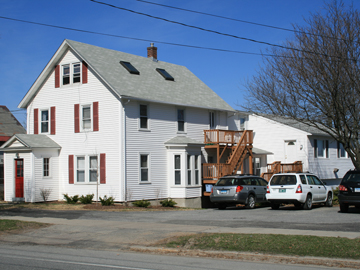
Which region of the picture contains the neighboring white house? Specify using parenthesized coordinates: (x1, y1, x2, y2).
(239, 112, 354, 183)
(1, 40, 236, 207)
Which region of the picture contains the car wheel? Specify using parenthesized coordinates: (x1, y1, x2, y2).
(340, 203, 349, 213)
(271, 203, 280, 210)
(325, 193, 333, 207)
(218, 204, 227, 210)
(303, 195, 312, 210)
(246, 195, 256, 209)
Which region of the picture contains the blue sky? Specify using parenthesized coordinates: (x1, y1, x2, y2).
(1, 0, 359, 126)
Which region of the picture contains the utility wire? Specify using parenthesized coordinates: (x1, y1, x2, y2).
(0, 15, 281, 57)
(90, 0, 346, 59)
(132, 0, 343, 41)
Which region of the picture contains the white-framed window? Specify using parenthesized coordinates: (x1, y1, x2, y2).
(209, 112, 215, 129)
(140, 104, 148, 129)
(140, 154, 149, 182)
(174, 155, 181, 185)
(76, 155, 98, 183)
(187, 155, 192, 185)
(177, 109, 185, 132)
(82, 105, 92, 131)
(195, 155, 200, 185)
(314, 139, 329, 158)
(337, 142, 348, 158)
(43, 158, 50, 177)
(62, 62, 81, 86)
(40, 109, 49, 133)
(240, 118, 246, 130)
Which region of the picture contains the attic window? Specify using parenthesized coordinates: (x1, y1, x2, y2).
(120, 61, 140, 75)
(156, 68, 174, 81)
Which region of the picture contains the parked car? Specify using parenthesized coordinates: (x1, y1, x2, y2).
(266, 172, 333, 210)
(338, 169, 360, 213)
(210, 175, 268, 209)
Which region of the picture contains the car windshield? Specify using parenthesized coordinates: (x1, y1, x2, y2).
(215, 178, 244, 186)
(342, 171, 360, 184)
(270, 175, 297, 186)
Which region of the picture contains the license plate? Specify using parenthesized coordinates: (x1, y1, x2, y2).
(279, 189, 286, 193)
(355, 188, 360, 192)
(220, 190, 228, 194)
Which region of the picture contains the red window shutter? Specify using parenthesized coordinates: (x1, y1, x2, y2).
(100, 153, 106, 184)
(55, 65, 60, 88)
(93, 102, 99, 131)
(82, 61, 88, 84)
(50, 106, 56, 135)
(69, 155, 74, 184)
(34, 108, 39, 134)
(74, 104, 80, 133)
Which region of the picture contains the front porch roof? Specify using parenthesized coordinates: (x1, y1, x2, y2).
(165, 136, 204, 147)
(252, 147, 273, 155)
(0, 134, 61, 151)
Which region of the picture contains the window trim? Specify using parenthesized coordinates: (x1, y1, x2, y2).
(174, 154, 181, 185)
(75, 155, 99, 184)
(177, 108, 185, 133)
(139, 153, 150, 183)
(43, 157, 50, 178)
(209, 111, 215, 129)
(314, 139, 329, 158)
(139, 104, 149, 130)
(62, 62, 82, 86)
(40, 109, 50, 134)
(337, 142, 348, 158)
(81, 104, 92, 132)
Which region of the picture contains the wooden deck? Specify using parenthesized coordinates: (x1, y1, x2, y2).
(261, 161, 303, 181)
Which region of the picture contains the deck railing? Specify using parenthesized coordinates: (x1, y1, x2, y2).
(261, 161, 303, 181)
(204, 130, 243, 145)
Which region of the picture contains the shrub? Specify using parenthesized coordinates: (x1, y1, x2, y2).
(79, 194, 94, 204)
(132, 199, 151, 208)
(160, 198, 177, 207)
(99, 195, 114, 206)
(40, 188, 52, 202)
(63, 194, 79, 204)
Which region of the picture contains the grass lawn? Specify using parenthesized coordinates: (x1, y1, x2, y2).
(0, 219, 49, 234)
(163, 233, 360, 259)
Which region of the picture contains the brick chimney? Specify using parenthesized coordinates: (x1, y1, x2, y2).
(147, 43, 157, 60)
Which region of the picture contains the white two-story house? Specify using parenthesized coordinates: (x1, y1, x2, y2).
(1, 40, 245, 207)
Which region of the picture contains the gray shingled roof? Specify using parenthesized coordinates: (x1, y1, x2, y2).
(1, 134, 61, 149)
(252, 147, 273, 155)
(66, 40, 234, 111)
(165, 136, 204, 145)
(0, 106, 26, 139)
(260, 114, 329, 136)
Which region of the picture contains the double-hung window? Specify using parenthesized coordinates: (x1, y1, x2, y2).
(209, 112, 215, 129)
(43, 158, 50, 177)
(140, 104, 148, 129)
(82, 105, 92, 130)
(187, 155, 192, 185)
(337, 142, 347, 158)
(140, 154, 149, 182)
(40, 110, 49, 133)
(314, 139, 329, 158)
(177, 109, 185, 132)
(195, 155, 200, 185)
(62, 62, 81, 86)
(174, 155, 181, 185)
(76, 156, 98, 183)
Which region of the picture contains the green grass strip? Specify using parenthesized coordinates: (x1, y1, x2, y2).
(164, 233, 360, 259)
(0, 219, 48, 232)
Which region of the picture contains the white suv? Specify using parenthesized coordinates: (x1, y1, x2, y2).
(266, 172, 333, 210)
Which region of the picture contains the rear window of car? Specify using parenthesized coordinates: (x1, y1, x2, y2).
(341, 171, 360, 184)
(215, 178, 249, 186)
(270, 175, 297, 186)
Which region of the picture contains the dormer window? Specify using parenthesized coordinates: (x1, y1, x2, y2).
(120, 61, 140, 75)
(156, 68, 174, 81)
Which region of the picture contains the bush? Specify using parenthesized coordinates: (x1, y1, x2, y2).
(63, 194, 79, 204)
(40, 188, 52, 202)
(132, 199, 151, 208)
(79, 194, 94, 204)
(99, 195, 114, 206)
(160, 198, 177, 207)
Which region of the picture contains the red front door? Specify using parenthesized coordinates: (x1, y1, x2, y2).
(15, 159, 24, 198)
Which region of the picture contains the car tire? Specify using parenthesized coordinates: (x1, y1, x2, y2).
(340, 203, 349, 213)
(271, 203, 280, 210)
(303, 195, 312, 210)
(218, 204, 227, 210)
(325, 192, 333, 207)
(246, 195, 256, 209)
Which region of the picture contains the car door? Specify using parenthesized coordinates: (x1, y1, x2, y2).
(305, 175, 318, 200)
(313, 176, 327, 201)
(256, 178, 268, 202)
